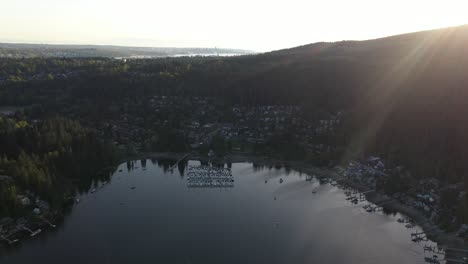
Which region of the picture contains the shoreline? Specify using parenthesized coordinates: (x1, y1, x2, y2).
(133, 151, 467, 250)
(316, 167, 467, 249)
(4, 151, 464, 252)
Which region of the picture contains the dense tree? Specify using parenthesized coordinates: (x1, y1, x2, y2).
(1, 25, 468, 218)
(0, 116, 120, 216)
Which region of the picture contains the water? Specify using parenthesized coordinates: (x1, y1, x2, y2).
(1, 160, 439, 264)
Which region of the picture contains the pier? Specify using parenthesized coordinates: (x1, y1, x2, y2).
(18, 224, 42, 237)
(40, 216, 56, 228)
(360, 189, 376, 195)
(168, 153, 190, 171)
(362, 198, 395, 212)
(1, 234, 19, 245)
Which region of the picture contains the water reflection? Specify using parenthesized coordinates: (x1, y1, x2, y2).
(177, 159, 187, 177)
(1, 159, 450, 264)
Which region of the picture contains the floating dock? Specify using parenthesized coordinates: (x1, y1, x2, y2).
(187, 165, 234, 188)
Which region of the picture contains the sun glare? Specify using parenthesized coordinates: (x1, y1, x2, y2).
(0, 0, 467, 51)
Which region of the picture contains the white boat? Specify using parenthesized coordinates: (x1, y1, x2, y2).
(30, 229, 42, 237)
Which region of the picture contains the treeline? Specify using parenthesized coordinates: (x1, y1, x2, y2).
(1, 26, 468, 194)
(0, 116, 120, 216)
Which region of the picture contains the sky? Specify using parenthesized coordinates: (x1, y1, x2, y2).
(1, 0, 468, 52)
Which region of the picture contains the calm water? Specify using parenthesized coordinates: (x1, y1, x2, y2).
(1, 160, 438, 264)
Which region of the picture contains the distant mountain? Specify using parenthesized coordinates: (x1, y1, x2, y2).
(0, 43, 254, 58)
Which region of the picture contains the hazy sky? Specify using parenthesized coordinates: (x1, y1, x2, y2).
(1, 0, 467, 51)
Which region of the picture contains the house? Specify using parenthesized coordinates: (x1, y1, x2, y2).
(17, 195, 31, 206)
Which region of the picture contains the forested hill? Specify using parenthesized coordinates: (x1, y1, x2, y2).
(239, 24, 468, 181)
(231, 24, 468, 107)
(2, 24, 468, 184)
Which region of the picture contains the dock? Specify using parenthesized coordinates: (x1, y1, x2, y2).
(40, 216, 56, 228)
(362, 198, 395, 212)
(187, 165, 234, 188)
(168, 153, 190, 171)
(360, 189, 376, 195)
(18, 224, 42, 237)
(0, 234, 19, 245)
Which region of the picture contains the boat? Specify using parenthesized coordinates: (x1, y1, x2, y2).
(30, 229, 42, 237)
(279, 179, 284, 183)
(90, 188, 96, 193)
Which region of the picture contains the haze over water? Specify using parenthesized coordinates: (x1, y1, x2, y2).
(1, 160, 437, 264)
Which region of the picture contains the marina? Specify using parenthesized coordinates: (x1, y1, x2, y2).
(186, 165, 234, 188)
(1, 160, 465, 264)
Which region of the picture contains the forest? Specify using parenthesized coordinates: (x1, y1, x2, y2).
(1, 25, 468, 220)
(0, 116, 119, 217)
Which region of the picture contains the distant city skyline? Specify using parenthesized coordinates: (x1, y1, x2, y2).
(2, 0, 468, 52)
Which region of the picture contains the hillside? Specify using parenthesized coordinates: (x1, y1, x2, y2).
(2, 25, 468, 183)
(2, 24, 468, 229)
(229, 25, 468, 181)
(233, 24, 468, 105)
